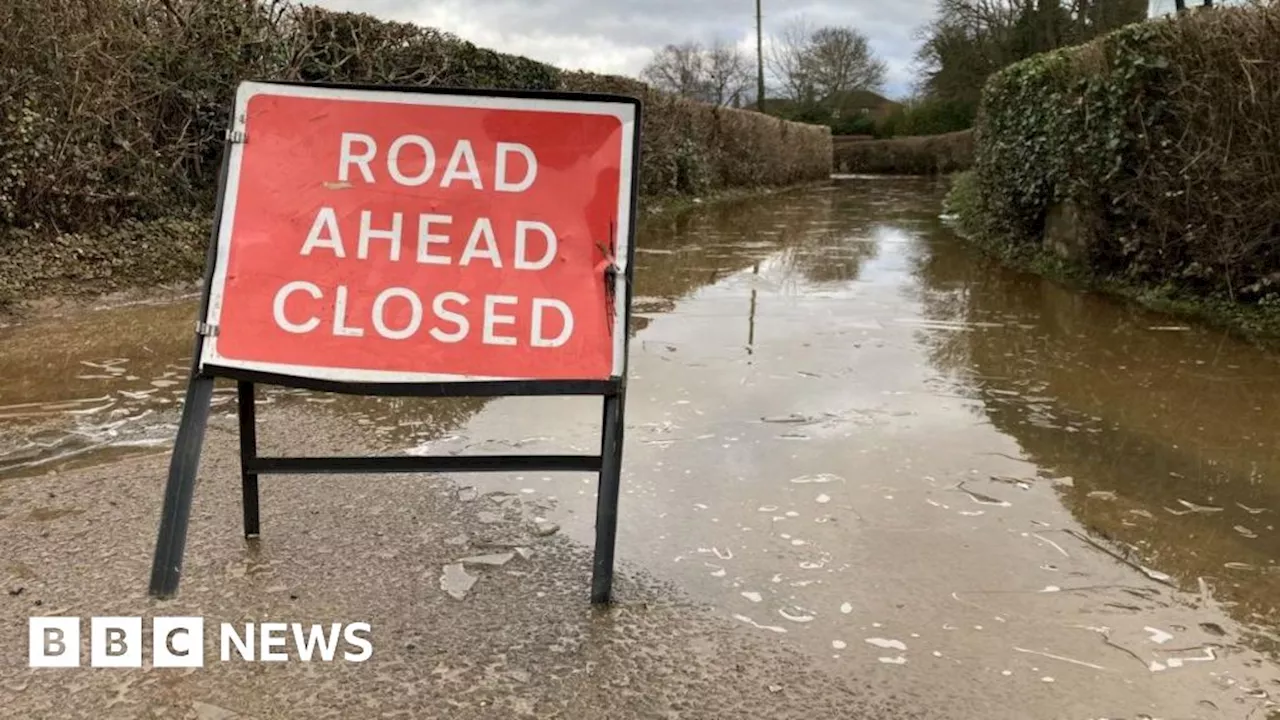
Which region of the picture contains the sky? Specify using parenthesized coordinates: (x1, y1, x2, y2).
(307, 0, 943, 100)
(306, 0, 1210, 101)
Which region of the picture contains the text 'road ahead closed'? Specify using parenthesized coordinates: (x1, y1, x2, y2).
(202, 86, 635, 382)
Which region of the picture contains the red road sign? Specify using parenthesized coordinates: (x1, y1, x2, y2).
(199, 82, 638, 383)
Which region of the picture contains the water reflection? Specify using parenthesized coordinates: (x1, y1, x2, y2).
(910, 213, 1280, 651)
(426, 178, 1280, 715)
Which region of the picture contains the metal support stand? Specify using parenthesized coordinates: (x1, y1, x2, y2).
(591, 392, 626, 603)
(147, 375, 215, 599)
(150, 376, 630, 604)
(237, 381, 260, 538)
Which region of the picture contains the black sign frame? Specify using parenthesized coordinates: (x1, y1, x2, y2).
(148, 80, 642, 605)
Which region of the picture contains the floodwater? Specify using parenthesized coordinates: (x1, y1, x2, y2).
(2, 177, 1279, 718)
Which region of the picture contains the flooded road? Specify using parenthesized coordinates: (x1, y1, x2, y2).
(2, 177, 1279, 718)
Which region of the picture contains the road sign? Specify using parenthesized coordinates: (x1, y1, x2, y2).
(149, 80, 642, 605)
(202, 81, 633, 383)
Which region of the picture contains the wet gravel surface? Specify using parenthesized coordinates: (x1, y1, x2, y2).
(0, 405, 939, 720)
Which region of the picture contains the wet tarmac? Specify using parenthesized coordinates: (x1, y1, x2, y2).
(2, 177, 1279, 718)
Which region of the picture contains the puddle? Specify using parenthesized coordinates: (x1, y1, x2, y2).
(0, 300, 491, 480)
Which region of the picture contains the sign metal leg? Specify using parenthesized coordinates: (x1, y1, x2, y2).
(237, 381, 260, 538)
(148, 374, 216, 599)
(591, 391, 626, 604)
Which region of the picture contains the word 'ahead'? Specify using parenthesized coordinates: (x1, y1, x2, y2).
(199, 82, 637, 384)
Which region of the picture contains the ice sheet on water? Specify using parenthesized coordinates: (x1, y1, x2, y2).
(866, 638, 907, 651)
(789, 473, 843, 485)
(779, 606, 816, 623)
(455, 553, 515, 567)
(439, 564, 476, 600)
(732, 614, 787, 634)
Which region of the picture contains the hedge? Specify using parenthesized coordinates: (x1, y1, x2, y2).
(0, 0, 830, 303)
(833, 130, 973, 175)
(560, 71, 831, 198)
(963, 4, 1280, 302)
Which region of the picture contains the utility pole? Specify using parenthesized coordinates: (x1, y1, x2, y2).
(756, 0, 766, 114)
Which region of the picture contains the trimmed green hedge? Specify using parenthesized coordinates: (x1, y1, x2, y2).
(876, 99, 975, 139)
(561, 71, 831, 198)
(834, 130, 973, 175)
(0, 0, 830, 304)
(964, 5, 1280, 303)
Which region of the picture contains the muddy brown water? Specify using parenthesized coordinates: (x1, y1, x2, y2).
(2, 177, 1278, 718)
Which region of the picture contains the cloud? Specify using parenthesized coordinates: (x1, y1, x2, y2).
(304, 0, 940, 99)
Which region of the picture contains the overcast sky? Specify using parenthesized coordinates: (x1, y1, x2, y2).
(308, 0, 1192, 100)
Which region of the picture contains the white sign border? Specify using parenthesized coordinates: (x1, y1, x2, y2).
(198, 81, 637, 384)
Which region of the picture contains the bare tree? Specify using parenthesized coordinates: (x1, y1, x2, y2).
(806, 26, 888, 98)
(640, 41, 707, 99)
(767, 19, 889, 108)
(640, 38, 752, 106)
(704, 39, 752, 106)
(1072, 0, 1148, 33)
(914, 0, 1146, 114)
(766, 17, 818, 103)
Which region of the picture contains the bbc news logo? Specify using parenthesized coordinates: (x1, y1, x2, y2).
(29, 617, 372, 667)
